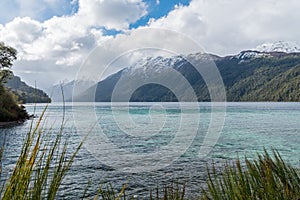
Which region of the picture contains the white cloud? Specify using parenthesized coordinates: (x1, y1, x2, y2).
(77, 0, 147, 30)
(1, 17, 42, 44)
(73, 27, 205, 87)
(2, 0, 300, 89)
(148, 0, 300, 55)
(0, 0, 147, 88)
(0, 17, 43, 60)
(0, 0, 147, 62)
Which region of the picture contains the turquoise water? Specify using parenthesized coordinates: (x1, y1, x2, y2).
(0, 102, 299, 198)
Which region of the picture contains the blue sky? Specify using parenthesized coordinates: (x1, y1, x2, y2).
(102, 0, 191, 35)
(130, 0, 190, 29)
(0, 0, 190, 35)
(0, 0, 77, 24)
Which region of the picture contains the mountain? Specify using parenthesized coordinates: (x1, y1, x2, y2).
(5, 76, 51, 103)
(222, 51, 300, 101)
(48, 80, 95, 102)
(73, 43, 300, 102)
(47, 81, 75, 102)
(254, 41, 300, 53)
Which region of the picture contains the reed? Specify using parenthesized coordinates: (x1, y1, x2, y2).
(201, 149, 300, 200)
(0, 105, 85, 200)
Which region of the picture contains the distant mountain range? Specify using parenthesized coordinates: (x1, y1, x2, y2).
(46, 81, 76, 102)
(5, 76, 51, 103)
(57, 41, 300, 102)
(47, 80, 95, 102)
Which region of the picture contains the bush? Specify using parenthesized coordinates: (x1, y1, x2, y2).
(0, 84, 28, 122)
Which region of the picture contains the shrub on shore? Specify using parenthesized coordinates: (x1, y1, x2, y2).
(0, 42, 29, 123)
(0, 84, 28, 122)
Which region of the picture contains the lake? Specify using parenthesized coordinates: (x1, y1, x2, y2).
(0, 102, 300, 198)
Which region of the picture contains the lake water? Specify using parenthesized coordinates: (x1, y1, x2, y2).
(0, 102, 300, 198)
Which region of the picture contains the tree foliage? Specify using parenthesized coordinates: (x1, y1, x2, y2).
(0, 84, 28, 121)
(0, 42, 17, 69)
(0, 42, 29, 122)
(0, 42, 17, 84)
(0, 69, 13, 84)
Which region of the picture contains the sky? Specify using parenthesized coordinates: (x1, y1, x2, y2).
(1, 0, 300, 89)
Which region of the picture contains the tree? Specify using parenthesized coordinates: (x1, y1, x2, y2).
(0, 42, 17, 83)
(0, 69, 13, 83)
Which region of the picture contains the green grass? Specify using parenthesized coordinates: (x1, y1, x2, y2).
(201, 149, 300, 200)
(0, 105, 299, 199)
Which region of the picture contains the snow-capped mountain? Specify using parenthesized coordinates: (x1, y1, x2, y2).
(121, 53, 221, 80)
(82, 48, 300, 102)
(123, 55, 185, 77)
(70, 44, 300, 102)
(234, 50, 268, 60)
(254, 41, 300, 53)
(233, 41, 300, 61)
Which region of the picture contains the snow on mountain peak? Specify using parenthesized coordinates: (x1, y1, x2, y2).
(254, 41, 300, 53)
(125, 55, 185, 75)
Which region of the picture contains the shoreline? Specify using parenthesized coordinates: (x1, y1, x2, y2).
(0, 120, 25, 128)
(0, 114, 36, 128)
